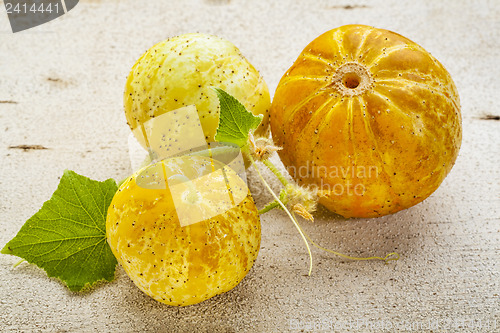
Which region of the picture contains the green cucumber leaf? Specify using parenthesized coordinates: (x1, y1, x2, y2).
(1, 170, 118, 291)
(214, 88, 263, 148)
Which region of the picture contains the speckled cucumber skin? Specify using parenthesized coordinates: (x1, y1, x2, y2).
(270, 25, 462, 218)
(106, 156, 261, 306)
(124, 33, 270, 145)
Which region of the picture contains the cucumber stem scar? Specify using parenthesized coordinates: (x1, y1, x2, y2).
(330, 62, 374, 97)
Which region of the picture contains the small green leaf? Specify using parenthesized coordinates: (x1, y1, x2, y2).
(1, 170, 118, 291)
(214, 88, 263, 147)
